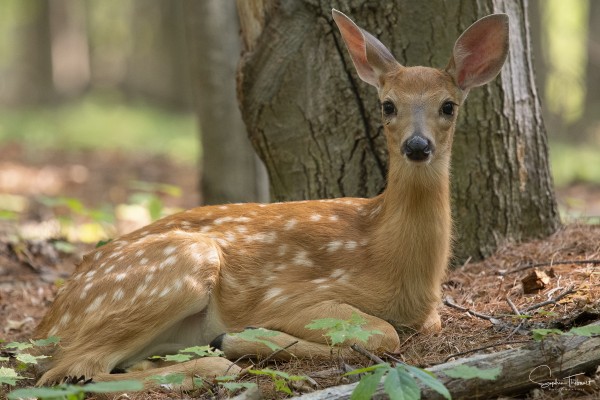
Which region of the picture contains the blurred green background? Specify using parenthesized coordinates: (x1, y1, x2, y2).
(0, 0, 598, 237)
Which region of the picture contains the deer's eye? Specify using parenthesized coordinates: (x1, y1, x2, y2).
(382, 100, 396, 116)
(441, 101, 455, 116)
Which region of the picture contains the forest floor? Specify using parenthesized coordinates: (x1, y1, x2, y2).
(0, 143, 599, 399)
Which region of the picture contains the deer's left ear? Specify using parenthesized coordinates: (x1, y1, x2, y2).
(446, 14, 509, 91)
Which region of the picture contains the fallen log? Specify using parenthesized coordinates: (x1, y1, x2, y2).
(293, 321, 600, 399)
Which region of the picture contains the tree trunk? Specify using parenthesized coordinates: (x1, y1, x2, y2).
(292, 322, 600, 399)
(123, 0, 192, 110)
(0, 0, 54, 106)
(184, 0, 269, 205)
(237, 0, 560, 263)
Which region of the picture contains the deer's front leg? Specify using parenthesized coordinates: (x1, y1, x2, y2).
(214, 302, 400, 360)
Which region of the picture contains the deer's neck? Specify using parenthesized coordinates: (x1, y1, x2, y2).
(368, 161, 451, 320)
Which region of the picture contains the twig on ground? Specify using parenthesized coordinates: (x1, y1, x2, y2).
(350, 344, 386, 365)
(500, 259, 600, 276)
(443, 297, 499, 323)
(521, 286, 576, 313)
(506, 296, 521, 316)
(443, 340, 530, 362)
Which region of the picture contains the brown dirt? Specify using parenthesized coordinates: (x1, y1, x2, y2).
(1, 144, 599, 399)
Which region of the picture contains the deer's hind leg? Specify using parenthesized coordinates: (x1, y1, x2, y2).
(36, 233, 229, 386)
(213, 301, 400, 361)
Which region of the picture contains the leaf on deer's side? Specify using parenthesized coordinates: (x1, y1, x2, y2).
(164, 353, 192, 362)
(31, 336, 60, 347)
(179, 345, 223, 357)
(232, 328, 281, 351)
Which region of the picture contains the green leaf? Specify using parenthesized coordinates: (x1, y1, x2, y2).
(96, 239, 113, 248)
(219, 382, 257, 392)
(0, 356, 9, 362)
(8, 386, 81, 399)
(532, 328, 563, 341)
(0, 367, 25, 386)
(215, 375, 237, 382)
(31, 336, 61, 347)
(274, 379, 293, 395)
(232, 328, 281, 351)
(16, 353, 48, 364)
(148, 197, 164, 221)
(3, 341, 33, 350)
(568, 325, 600, 337)
(146, 373, 185, 385)
(350, 367, 386, 400)
(306, 314, 383, 346)
(83, 380, 144, 392)
(403, 365, 451, 400)
(53, 240, 76, 253)
(193, 376, 204, 388)
(444, 365, 501, 381)
(164, 353, 191, 362)
(384, 367, 420, 400)
(179, 345, 223, 357)
(344, 363, 390, 376)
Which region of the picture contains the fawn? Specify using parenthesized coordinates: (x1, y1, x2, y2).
(35, 10, 508, 388)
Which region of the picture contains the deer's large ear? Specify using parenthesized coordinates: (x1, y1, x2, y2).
(446, 14, 509, 91)
(332, 9, 399, 88)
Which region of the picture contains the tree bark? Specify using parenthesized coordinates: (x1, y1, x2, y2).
(0, 0, 54, 106)
(237, 0, 560, 263)
(184, 0, 268, 205)
(293, 322, 600, 399)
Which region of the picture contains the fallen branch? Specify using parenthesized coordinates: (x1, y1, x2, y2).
(521, 286, 575, 313)
(350, 344, 386, 365)
(443, 340, 529, 362)
(443, 297, 501, 324)
(500, 259, 600, 276)
(292, 321, 600, 400)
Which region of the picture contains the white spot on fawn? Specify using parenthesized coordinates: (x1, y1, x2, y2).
(140, 257, 149, 265)
(164, 246, 177, 256)
(135, 249, 145, 257)
(85, 294, 106, 314)
(311, 278, 328, 284)
(329, 215, 339, 222)
(235, 226, 248, 234)
(94, 251, 102, 261)
(159, 287, 171, 297)
(224, 232, 236, 242)
(59, 313, 71, 326)
(293, 250, 314, 267)
(277, 244, 288, 257)
(326, 240, 343, 252)
(113, 288, 125, 301)
(115, 273, 126, 281)
(200, 226, 212, 233)
(159, 255, 178, 270)
(264, 287, 283, 301)
(105, 265, 115, 274)
(85, 270, 96, 280)
(206, 248, 219, 265)
(330, 269, 345, 279)
(284, 219, 297, 230)
(344, 241, 358, 251)
(310, 214, 322, 222)
(219, 205, 228, 210)
(80, 282, 93, 299)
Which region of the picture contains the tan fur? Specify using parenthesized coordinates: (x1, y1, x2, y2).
(34, 10, 509, 390)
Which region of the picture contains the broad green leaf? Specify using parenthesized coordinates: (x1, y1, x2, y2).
(306, 317, 349, 330)
(96, 239, 112, 248)
(248, 368, 307, 382)
(83, 380, 144, 392)
(164, 353, 191, 362)
(8, 386, 80, 399)
(274, 379, 293, 395)
(384, 367, 420, 400)
(146, 373, 185, 385)
(0, 367, 25, 385)
(344, 363, 390, 376)
(219, 382, 257, 392)
(306, 314, 383, 346)
(232, 328, 281, 351)
(444, 365, 501, 380)
(403, 365, 451, 400)
(350, 367, 386, 400)
(215, 375, 237, 382)
(180, 345, 223, 357)
(53, 240, 76, 253)
(4, 341, 33, 350)
(532, 328, 563, 341)
(0, 356, 9, 362)
(16, 353, 48, 364)
(193, 376, 204, 387)
(568, 325, 600, 337)
(31, 336, 61, 347)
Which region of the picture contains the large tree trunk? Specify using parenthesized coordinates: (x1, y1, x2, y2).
(0, 0, 54, 106)
(184, 0, 268, 205)
(237, 0, 560, 263)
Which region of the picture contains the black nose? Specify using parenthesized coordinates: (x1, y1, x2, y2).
(402, 136, 433, 161)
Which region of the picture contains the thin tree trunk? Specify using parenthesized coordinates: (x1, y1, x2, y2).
(184, 0, 268, 205)
(237, 0, 560, 263)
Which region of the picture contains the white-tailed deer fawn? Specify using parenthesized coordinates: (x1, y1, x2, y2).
(35, 10, 508, 388)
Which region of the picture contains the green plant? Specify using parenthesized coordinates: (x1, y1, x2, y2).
(232, 328, 282, 351)
(248, 368, 308, 395)
(305, 313, 383, 346)
(7, 380, 143, 400)
(532, 324, 600, 341)
(346, 363, 451, 400)
(127, 180, 182, 221)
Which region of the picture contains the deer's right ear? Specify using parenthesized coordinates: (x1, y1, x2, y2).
(332, 9, 399, 88)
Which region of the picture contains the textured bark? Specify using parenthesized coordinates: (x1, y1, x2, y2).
(237, 0, 559, 263)
(292, 322, 600, 399)
(184, 0, 269, 205)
